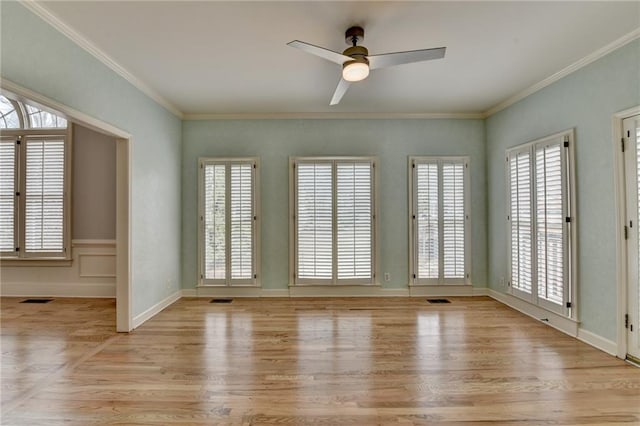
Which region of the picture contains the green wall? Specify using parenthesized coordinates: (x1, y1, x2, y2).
(1, 2, 183, 317)
(182, 119, 486, 290)
(486, 39, 640, 341)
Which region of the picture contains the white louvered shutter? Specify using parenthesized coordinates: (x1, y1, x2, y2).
(510, 150, 533, 295)
(336, 162, 372, 281)
(442, 162, 466, 279)
(230, 163, 254, 281)
(0, 138, 16, 253)
(535, 143, 564, 306)
(204, 163, 226, 281)
(415, 162, 439, 279)
(24, 137, 65, 255)
(296, 162, 333, 281)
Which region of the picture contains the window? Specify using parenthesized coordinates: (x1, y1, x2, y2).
(291, 157, 376, 285)
(409, 157, 470, 285)
(0, 95, 70, 260)
(198, 158, 259, 286)
(507, 130, 575, 316)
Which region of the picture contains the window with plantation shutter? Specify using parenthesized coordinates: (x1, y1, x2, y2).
(0, 95, 70, 261)
(24, 137, 66, 254)
(200, 158, 259, 286)
(506, 130, 574, 316)
(410, 157, 469, 285)
(292, 157, 376, 285)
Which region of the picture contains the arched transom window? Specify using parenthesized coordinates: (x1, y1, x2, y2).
(0, 95, 67, 129)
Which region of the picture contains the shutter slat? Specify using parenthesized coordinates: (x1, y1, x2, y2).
(442, 162, 465, 279)
(536, 144, 564, 305)
(204, 164, 226, 280)
(24, 138, 65, 253)
(337, 162, 372, 279)
(415, 163, 439, 279)
(230, 163, 253, 280)
(510, 150, 533, 294)
(297, 162, 333, 280)
(0, 139, 15, 252)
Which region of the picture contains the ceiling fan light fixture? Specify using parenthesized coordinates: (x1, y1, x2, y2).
(342, 61, 369, 82)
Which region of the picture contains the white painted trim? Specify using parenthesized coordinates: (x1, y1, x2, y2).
(194, 286, 264, 298)
(289, 286, 410, 297)
(72, 239, 116, 247)
(260, 289, 290, 297)
(132, 290, 181, 329)
(115, 137, 132, 332)
(613, 106, 640, 359)
(488, 289, 579, 337)
(181, 289, 197, 297)
(78, 253, 116, 278)
(485, 28, 640, 117)
(184, 112, 484, 120)
(0, 281, 115, 298)
(577, 328, 617, 356)
(409, 285, 485, 297)
(1, 79, 131, 139)
(17, 1, 182, 118)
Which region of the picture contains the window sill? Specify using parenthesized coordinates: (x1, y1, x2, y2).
(0, 258, 72, 267)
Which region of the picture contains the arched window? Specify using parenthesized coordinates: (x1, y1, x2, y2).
(0, 96, 21, 128)
(1, 94, 70, 260)
(0, 95, 67, 129)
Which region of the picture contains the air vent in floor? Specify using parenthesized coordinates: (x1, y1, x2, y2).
(210, 298, 233, 304)
(427, 299, 451, 304)
(20, 298, 54, 304)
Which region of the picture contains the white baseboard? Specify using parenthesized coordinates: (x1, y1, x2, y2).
(488, 289, 579, 337)
(132, 290, 181, 329)
(409, 285, 488, 297)
(289, 285, 410, 297)
(577, 328, 617, 356)
(0, 281, 115, 298)
(260, 289, 290, 297)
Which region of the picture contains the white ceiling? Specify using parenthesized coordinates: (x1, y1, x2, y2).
(35, 1, 640, 116)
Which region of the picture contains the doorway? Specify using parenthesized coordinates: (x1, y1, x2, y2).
(622, 113, 640, 362)
(0, 79, 132, 332)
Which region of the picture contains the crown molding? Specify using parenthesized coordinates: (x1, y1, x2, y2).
(184, 112, 485, 120)
(484, 27, 640, 118)
(19, 1, 183, 119)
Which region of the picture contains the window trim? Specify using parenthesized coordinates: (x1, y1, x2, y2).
(197, 157, 261, 287)
(289, 156, 379, 286)
(408, 156, 471, 286)
(0, 127, 72, 261)
(505, 129, 577, 319)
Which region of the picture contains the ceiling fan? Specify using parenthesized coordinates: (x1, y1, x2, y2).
(287, 26, 446, 106)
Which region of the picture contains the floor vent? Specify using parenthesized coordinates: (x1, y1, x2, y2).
(427, 299, 451, 304)
(210, 298, 233, 304)
(20, 298, 54, 304)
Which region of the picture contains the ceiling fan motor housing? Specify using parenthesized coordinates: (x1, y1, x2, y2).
(342, 45, 369, 69)
(345, 26, 365, 45)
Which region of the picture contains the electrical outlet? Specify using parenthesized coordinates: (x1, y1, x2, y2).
(500, 276, 505, 287)
(384, 272, 391, 282)
(166, 279, 172, 290)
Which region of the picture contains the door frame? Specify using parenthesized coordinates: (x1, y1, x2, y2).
(613, 105, 640, 359)
(1, 78, 133, 332)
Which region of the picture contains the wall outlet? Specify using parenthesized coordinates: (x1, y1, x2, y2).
(500, 276, 505, 287)
(166, 279, 172, 290)
(384, 272, 391, 282)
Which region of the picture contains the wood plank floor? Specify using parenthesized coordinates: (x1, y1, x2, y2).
(1, 296, 639, 425)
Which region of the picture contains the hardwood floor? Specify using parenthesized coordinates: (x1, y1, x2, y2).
(1, 296, 639, 425)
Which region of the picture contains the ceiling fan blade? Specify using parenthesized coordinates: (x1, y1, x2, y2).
(367, 47, 446, 70)
(287, 40, 352, 65)
(330, 78, 351, 106)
